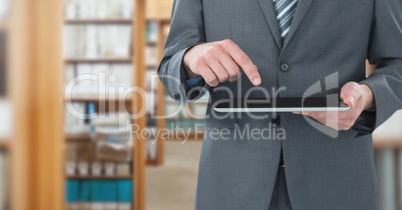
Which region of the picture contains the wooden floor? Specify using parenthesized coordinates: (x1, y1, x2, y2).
(146, 140, 202, 210)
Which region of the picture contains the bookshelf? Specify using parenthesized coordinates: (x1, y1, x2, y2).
(145, 0, 205, 164)
(371, 112, 402, 210)
(365, 63, 402, 210)
(144, 0, 209, 166)
(63, 0, 146, 210)
(144, 19, 167, 166)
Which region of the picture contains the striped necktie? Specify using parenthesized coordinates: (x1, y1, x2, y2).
(273, 0, 299, 42)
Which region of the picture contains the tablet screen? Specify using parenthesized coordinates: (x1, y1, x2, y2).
(214, 97, 350, 112)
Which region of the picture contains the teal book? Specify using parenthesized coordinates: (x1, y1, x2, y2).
(66, 179, 79, 203)
(117, 180, 133, 210)
(117, 180, 132, 202)
(80, 180, 91, 201)
(90, 179, 104, 210)
(79, 180, 91, 210)
(103, 180, 118, 210)
(91, 179, 103, 202)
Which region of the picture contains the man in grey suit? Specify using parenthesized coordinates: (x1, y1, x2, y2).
(157, 0, 402, 209)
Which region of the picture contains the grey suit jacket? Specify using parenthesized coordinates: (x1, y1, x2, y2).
(158, 0, 402, 209)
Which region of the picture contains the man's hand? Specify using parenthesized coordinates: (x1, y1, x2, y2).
(183, 39, 261, 87)
(293, 82, 374, 131)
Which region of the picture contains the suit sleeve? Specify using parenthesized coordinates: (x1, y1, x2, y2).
(157, 0, 209, 103)
(358, 0, 402, 131)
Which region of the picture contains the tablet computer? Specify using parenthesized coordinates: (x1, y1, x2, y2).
(213, 97, 350, 112)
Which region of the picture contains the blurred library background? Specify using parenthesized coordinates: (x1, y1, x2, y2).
(0, 0, 401, 210)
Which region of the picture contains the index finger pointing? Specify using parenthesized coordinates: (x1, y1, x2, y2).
(220, 39, 261, 86)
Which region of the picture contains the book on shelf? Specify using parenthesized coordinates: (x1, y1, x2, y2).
(146, 91, 157, 114)
(66, 179, 80, 210)
(165, 101, 181, 119)
(66, 179, 133, 210)
(117, 180, 133, 210)
(145, 45, 158, 67)
(0, 152, 8, 210)
(65, 102, 88, 134)
(146, 113, 157, 127)
(64, 0, 134, 20)
(65, 106, 133, 177)
(92, 113, 133, 168)
(95, 134, 133, 163)
(64, 25, 132, 59)
(146, 21, 158, 43)
(65, 64, 133, 99)
(0, 0, 9, 20)
(92, 113, 129, 127)
(66, 140, 132, 177)
(0, 32, 7, 97)
(191, 103, 208, 118)
(104, 162, 116, 176)
(78, 180, 91, 210)
(0, 99, 12, 139)
(90, 179, 103, 210)
(102, 180, 118, 210)
(116, 163, 131, 176)
(66, 142, 78, 176)
(166, 119, 204, 133)
(145, 70, 158, 92)
(146, 127, 158, 160)
(375, 149, 397, 210)
(90, 139, 103, 176)
(78, 142, 93, 176)
(146, 139, 157, 160)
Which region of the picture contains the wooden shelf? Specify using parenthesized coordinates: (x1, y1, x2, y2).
(144, 20, 172, 166)
(65, 58, 132, 63)
(146, 18, 171, 23)
(65, 19, 133, 24)
(65, 96, 133, 102)
(65, 133, 91, 141)
(146, 64, 158, 69)
(146, 41, 157, 47)
(66, 175, 133, 179)
(0, 140, 9, 149)
(373, 138, 402, 149)
(146, 159, 159, 166)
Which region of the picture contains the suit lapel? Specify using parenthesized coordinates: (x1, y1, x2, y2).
(257, 0, 282, 49)
(283, 0, 315, 49)
(257, 0, 315, 50)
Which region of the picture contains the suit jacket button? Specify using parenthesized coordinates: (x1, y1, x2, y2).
(280, 63, 290, 72)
